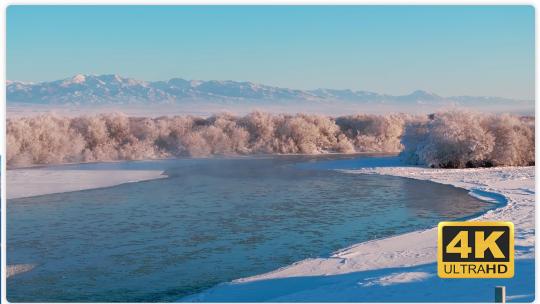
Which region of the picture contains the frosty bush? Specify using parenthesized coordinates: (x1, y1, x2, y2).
(6, 111, 534, 168)
(7, 115, 86, 166)
(400, 111, 535, 168)
(335, 114, 409, 152)
(6, 112, 403, 167)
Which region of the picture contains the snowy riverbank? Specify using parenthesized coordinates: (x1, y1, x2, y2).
(7, 169, 167, 199)
(185, 161, 535, 302)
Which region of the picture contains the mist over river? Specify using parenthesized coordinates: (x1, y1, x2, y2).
(7, 155, 492, 302)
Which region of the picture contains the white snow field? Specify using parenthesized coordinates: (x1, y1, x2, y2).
(185, 159, 535, 302)
(7, 169, 166, 199)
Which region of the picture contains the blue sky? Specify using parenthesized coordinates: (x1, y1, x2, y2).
(7, 5, 535, 99)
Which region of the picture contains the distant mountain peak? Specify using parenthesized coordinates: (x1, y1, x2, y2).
(407, 90, 440, 98)
(71, 74, 87, 83)
(60, 74, 88, 87)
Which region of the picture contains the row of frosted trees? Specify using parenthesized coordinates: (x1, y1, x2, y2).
(7, 111, 534, 168)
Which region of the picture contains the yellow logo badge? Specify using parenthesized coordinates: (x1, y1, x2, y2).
(438, 221, 514, 278)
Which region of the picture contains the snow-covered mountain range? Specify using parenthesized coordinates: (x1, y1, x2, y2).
(6, 74, 533, 109)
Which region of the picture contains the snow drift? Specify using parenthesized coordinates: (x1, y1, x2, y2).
(6, 111, 534, 168)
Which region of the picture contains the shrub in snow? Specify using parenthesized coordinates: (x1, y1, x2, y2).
(336, 114, 409, 152)
(400, 111, 534, 168)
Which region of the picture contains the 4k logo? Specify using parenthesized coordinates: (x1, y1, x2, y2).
(438, 222, 514, 278)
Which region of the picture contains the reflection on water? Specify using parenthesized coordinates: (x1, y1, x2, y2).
(7, 155, 491, 302)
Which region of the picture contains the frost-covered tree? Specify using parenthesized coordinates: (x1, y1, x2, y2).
(400, 111, 534, 168)
(336, 114, 409, 152)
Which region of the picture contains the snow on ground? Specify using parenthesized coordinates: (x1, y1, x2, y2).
(359, 271, 433, 287)
(6, 264, 36, 278)
(7, 169, 167, 199)
(185, 159, 535, 302)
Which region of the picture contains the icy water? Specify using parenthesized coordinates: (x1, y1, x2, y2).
(7, 155, 492, 302)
